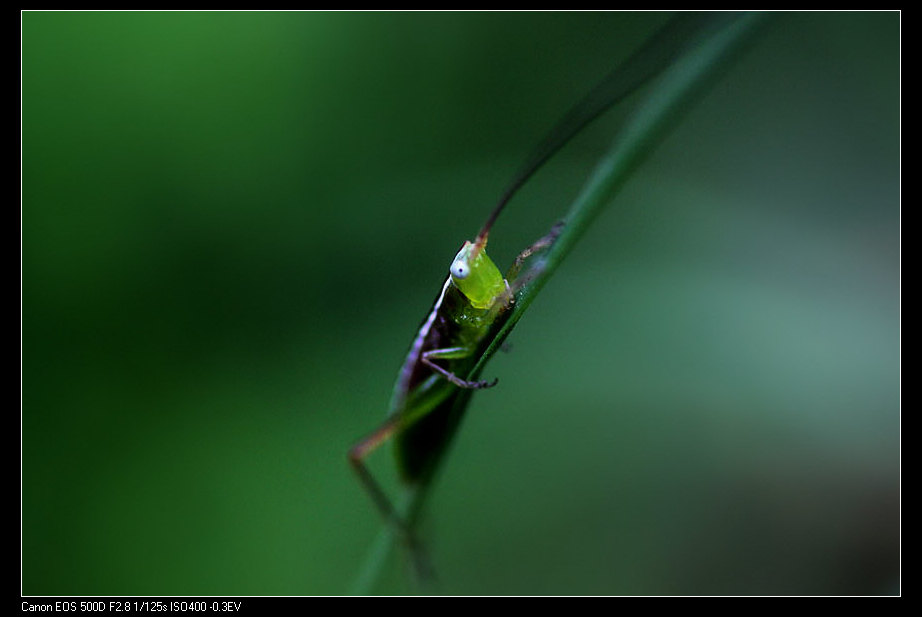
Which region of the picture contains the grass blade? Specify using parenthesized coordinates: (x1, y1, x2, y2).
(353, 11, 767, 595)
(476, 11, 767, 372)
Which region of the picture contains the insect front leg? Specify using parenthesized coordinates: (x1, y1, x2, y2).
(421, 346, 498, 389)
(506, 220, 566, 285)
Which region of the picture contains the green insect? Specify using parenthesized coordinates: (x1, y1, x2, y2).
(348, 12, 749, 583)
(348, 200, 561, 565)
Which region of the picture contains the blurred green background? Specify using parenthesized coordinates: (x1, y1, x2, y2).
(22, 12, 899, 595)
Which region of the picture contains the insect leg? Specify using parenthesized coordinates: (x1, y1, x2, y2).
(421, 346, 498, 389)
(349, 416, 405, 529)
(348, 416, 434, 583)
(506, 220, 566, 283)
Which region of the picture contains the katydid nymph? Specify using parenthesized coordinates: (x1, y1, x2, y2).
(348, 12, 753, 584)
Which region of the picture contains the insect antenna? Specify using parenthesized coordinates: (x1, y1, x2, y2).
(473, 12, 732, 253)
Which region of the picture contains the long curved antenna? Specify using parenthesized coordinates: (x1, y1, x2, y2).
(474, 12, 738, 247)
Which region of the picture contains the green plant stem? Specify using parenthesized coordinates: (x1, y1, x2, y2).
(349, 486, 411, 595)
(477, 11, 767, 368)
(351, 11, 766, 595)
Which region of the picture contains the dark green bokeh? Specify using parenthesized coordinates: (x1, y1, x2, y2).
(23, 12, 899, 595)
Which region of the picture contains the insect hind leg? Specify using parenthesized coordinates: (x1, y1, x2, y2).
(348, 417, 436, 586)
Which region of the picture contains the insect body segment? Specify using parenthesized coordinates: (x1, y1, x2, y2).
(450, 241, 509, 310)
(399, 239, 516, 395)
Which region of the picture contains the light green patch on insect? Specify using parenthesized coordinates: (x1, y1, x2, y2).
(449, 241, 507, 310)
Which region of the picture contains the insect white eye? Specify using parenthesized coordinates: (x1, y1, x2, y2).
(451, 260, 470, 279)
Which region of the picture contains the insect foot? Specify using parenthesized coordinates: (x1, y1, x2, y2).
(473, 377, 499, 389)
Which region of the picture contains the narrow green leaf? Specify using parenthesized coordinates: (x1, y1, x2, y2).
(353, 11, 767, 595)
